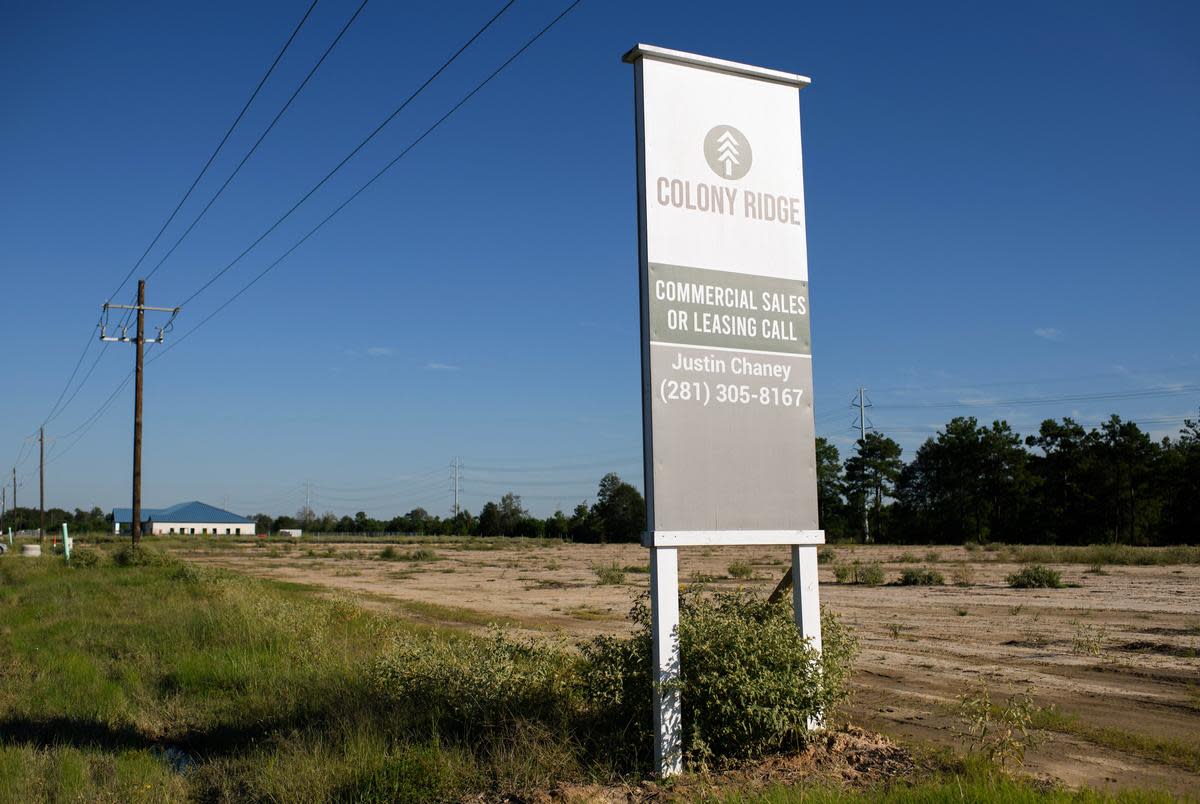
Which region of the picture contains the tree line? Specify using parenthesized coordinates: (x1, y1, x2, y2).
(818, 412, 1200, 545)
(261, 472, 648, 543)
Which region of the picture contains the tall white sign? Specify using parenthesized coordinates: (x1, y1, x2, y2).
(625, 44, 823, 777)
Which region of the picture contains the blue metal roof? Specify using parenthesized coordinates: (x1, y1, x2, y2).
(112, 501, 253, 524)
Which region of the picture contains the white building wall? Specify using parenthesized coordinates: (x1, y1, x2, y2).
(152, 521, 254, 536)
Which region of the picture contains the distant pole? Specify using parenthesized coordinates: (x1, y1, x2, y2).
(39, 426, 45, 540)
(99, 278, 179, 548)
(856, 387, 871, 544)
(11, 467, 15, 517)
(453, 458, 460, 520)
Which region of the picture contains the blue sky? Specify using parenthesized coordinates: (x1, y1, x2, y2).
(2, 0, 1197, 518)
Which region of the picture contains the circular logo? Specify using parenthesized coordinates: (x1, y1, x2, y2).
(703, 124, 752, 180)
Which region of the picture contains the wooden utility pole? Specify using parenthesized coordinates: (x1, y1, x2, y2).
(99, 278, 179, 547)
(39, 427, 45, 539)
(133, 280, 145, 546)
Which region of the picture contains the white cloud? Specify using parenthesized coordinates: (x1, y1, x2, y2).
(1033, 327, 1061, 341)
(426, 362, 460, 371)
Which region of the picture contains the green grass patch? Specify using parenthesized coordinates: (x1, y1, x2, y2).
(1031, 706, 1200, 773)
(1007, 565, 1064, 589)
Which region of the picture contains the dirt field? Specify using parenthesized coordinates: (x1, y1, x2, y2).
(173, 540, 1200, 798)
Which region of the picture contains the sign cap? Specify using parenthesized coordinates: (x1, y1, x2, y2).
(623, 44, 811, 90)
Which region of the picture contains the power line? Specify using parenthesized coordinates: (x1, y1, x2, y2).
(141, 0, 372, 287)
(152, 0, 582, 357)
(107, 0, 322, 304)
(23, 0, 321, 451)
(173, 0, 521, 311)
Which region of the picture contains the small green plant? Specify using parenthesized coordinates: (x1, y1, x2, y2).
(957, 685, 1037, 767)
(379, 545, 400, 560)
(964, 541, 981, 553)
(951, 565, 975, 587)
(1085, 561, 1108, 575)
(543, 559, 561, 571)
(925, 550, 941, 563)
(622, 564, 649, 574)
(1007, 564, 1063, 589)
(887, 622, 903, 639)
(897, 551, 919, 563)
(816, 547, 837, 565)
(593, 562, 625, 585)
(727, 560, 754, 579)
(1008, 604, 1024, 616)
(898, 567, 944, 586)
(954, 607, 969, 617)
(833, 564, 852, 584)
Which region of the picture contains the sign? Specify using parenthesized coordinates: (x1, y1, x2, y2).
(625, 44, 824, 777)
(629, 45, 822, 546)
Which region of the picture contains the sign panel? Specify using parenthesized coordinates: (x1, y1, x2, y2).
(628, 46, 821, 544)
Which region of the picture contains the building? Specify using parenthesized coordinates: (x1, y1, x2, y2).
(112, 501, 255, 536)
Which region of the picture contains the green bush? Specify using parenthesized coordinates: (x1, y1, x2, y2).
(898, 567, 944, 586)
(816, 547, 837, 565)
(857, 562, 885, 586)
(1007, 564, 1063, 589)
(581, 591, 858, 768)
(727, 560, 754, 579)
(832, 561, 884, 585)
(67, 547, 104, 568)
(111, 544, 171, 567)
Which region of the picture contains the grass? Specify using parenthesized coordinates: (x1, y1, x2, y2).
(728, 560, 754, 579)
(391, 599, 524, 629)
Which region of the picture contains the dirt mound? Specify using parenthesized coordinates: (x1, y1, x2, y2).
(521, 726, 916, 803)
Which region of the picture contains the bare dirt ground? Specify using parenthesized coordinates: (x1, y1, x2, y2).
(174, 540, 1200, 798)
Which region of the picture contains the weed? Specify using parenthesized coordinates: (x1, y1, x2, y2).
(622, 564, 649, 574)
(897, 551, 919, 563)
(888, 623, 903, 639)
(951, 565, 975, 587)
(955, 607, 969, 617)
(111, 544, 171, 567)
(1070, 620, 1108, 656)
(956, 685, 1037, 767)
(67, 547, 104, 568)
(925, 550, 942, 563)
(816, 547, 836, 565)
(592, 562, 625, 586)
(1007, 564, 1063, 589)
(727, 560, 754, 580)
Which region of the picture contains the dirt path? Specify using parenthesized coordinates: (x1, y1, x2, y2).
(175, 540, 1200, 797)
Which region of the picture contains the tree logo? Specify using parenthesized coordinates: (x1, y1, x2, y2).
(704, 125, 752, 180)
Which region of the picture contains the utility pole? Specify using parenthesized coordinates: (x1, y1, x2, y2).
(452, 457, 461, 520)
(11, 467, 15, 517)
(853, 387, 873, 544)
(39, 427, 45, 539)
(100, 278, 179, 547)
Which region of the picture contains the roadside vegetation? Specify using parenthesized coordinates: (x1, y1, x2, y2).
(0, 552, 857, 801)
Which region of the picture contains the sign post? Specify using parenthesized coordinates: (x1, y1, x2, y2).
(624, 44, 822, 778)
(62, 523, 71, 562)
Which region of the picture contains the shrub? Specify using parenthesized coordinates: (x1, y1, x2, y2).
(1007, 564, 1063, 589)
(832, 564, 852, 584)
(898, 567, 944, 586)
(581, 591, 858, 768)
(592, 563, 625, 586)
(897, 551, 919, 563)
(857, 562, 885, 585)
(379, 545, 399, 560)
(111, 544, 171, 567)
(727, 560, 753, 579)
(68, 547, 104, 568)
(925, 550, 941, 563)
(816, 547, 837, 565)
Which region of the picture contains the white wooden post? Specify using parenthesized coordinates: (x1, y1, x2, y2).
(791, 544, 823, 728)
(649, 546, 682, 776)
(62, 523, 71, 561)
